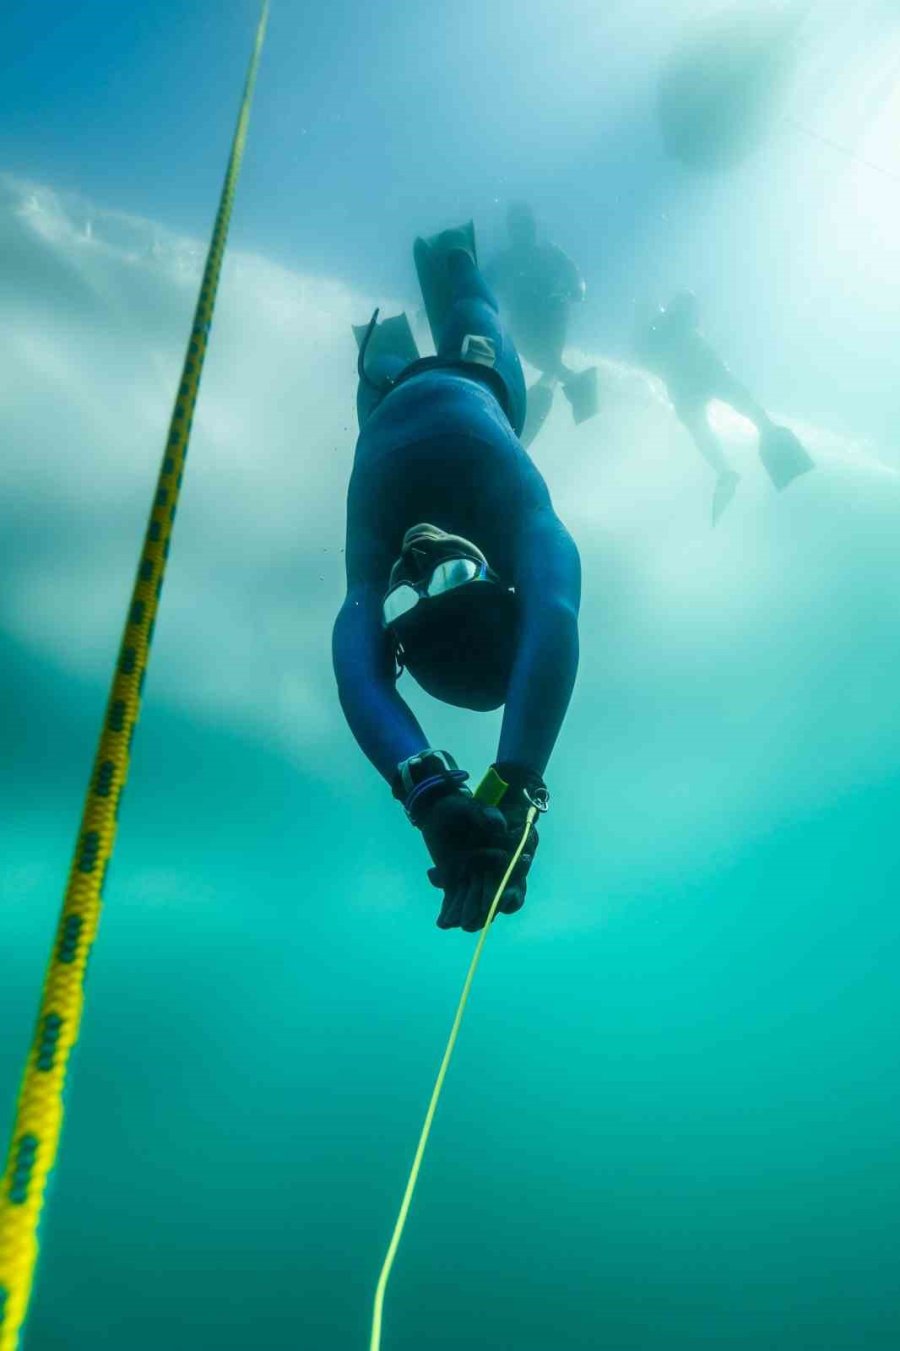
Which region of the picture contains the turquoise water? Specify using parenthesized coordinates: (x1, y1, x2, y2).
(3, 4, 900, 1347)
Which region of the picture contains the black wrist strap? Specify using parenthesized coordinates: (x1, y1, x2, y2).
(392, 750, 470, 824)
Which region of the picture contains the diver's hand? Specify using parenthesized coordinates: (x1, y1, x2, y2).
(418, 791, 531, 932)
(496, 785, 543, 867)
(471, 762, 549, 920)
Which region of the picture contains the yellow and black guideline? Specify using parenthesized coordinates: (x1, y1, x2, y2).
(0, 6, 269, 1348)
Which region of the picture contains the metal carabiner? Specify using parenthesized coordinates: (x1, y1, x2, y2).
(524, 784, 550, 813)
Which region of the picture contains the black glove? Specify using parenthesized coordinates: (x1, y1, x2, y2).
(418, 789, 520, 932)
(393, 750, 545, 932)
(472, 761, 549, 911)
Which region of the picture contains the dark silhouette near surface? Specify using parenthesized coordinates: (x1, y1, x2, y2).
(636, 291, 813, 523)
(486, 203, 598, 446)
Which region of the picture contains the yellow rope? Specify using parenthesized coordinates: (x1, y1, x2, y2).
(0, 6, 269, 1346)
(370, 805, 539, 1351)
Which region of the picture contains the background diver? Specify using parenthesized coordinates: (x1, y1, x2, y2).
(484, 201, 599, 447)
(333, 223, 581, 933)
(635, 290, 814, 524)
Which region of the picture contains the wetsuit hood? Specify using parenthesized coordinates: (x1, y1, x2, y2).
(387, 525, 517, 711)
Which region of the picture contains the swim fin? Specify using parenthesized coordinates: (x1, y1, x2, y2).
(561, 366, 599, 425)
(413, 221, 477, 349)
(758, 423, 814, 491)
(712, 469, 740, 526)
(352, 311, 420, 367)
(520, 379, 556, 448)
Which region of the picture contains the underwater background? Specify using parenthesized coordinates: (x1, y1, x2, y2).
(2, 1, 900, 1346)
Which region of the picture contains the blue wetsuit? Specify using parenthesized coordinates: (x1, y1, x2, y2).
(333, 251, 581, 783)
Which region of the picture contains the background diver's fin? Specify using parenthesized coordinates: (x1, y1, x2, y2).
(352, 311, 420, 366)
(712, 470, 740, 526)
(758, 423, 814, 491)
(413, 221, 477, 349)
(520, 379, 556, 448)
(561, 366, 600, 425)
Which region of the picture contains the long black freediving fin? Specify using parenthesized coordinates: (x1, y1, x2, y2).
(520, 379, 556, 448)
(413, 221, 477, 349)
(758, 423, 814, 491)
(352, 311, 420, 366)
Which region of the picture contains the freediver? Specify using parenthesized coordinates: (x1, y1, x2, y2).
(635, 290, 813, 524)
(485, 202, 599, 447)
(333, 223, 580, 933)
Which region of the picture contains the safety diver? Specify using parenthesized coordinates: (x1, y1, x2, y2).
(485, 202, 599, 447)
(635, 290, 813, 524)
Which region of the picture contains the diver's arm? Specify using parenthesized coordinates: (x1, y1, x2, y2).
(496, 506, 581, 777)
(332, 583, 429, 782)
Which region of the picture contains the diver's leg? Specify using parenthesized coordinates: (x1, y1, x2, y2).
(356, 354, 409, 430)
(497, 504, 581, 778)
(713, 370, 813, 490)
(716, 373, 772, 433)
(678, 403, 733, 477)
(436, 249, 529, 437)
(520, 321, 566, 449)
(678, 404, 740, 525)
(516, 305, 570, 382)
(529, 303, 598, 426)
